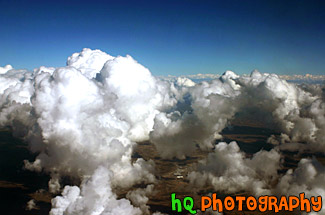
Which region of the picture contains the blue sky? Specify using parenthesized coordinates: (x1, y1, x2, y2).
(0, 0, 324, 76)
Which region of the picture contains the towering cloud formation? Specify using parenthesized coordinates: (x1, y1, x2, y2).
(0, 48, 175, 214)
(0, 48, 324, 214)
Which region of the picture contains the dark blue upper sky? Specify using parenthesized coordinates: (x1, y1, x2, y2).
(0, 0, 324, 76)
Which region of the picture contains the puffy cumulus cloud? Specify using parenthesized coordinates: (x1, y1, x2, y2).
(24, 59, 158, 188)
(0, 67, 35, 138)
(305, 98, 325, 151)
(274, 158, 325, 215)
(0, 64, 13, 74)
(175, 77, 196, 87)
(126, 184, 155, 214)
(237, 71, 324, 152)
(188, 141, 281, 196)
(66, 48, 114, 79)
(50, 166, 143, 215)
(0, 49, 176, 214)
(150, 72, 239, 159)
(99, 55, 176, 141)
(151, 71, 300, 160)
(0, 68, 34, 105)
(161, 69, 325, 156)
